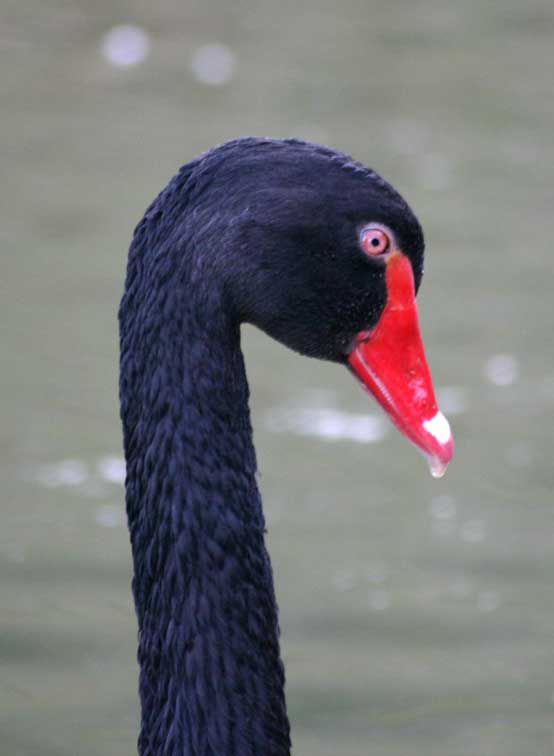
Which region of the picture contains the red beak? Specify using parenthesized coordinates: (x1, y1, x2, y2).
(348, 252, 454, 477)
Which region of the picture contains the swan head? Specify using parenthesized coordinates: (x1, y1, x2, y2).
(186, 138, 453, 474)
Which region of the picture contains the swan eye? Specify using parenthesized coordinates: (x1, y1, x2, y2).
(360, 227, 391, 257)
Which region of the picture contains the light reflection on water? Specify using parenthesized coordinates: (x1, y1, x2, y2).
(429, 494, 457, 520)
(190, 44, 237, 86)
(265, 383, 470, 446)
(100, 25, 151, 69)
(34, 457, 125, 491)
(484, 353, 520, 387)
(264, 404, 387, 444)
(436, 385, 469, 415)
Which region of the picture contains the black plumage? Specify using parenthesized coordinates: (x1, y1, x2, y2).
(119, 137, 425, 755)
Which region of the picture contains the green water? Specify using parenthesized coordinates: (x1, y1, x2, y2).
(2, 1, 554, 754)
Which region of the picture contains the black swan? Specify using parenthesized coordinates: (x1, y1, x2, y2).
(119, 137, 454, 756)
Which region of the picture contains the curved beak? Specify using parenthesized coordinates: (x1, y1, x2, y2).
(348, 252, 454, 477)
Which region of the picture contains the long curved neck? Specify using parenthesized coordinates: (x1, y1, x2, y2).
(119, 224, 291, 755)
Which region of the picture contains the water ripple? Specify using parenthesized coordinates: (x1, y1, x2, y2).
(264, 406, 386, 444)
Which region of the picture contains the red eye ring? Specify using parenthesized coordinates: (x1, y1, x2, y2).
(360, 227, 391, 257)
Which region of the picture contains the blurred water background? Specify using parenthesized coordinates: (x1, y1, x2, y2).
(2, 1, 554, 754)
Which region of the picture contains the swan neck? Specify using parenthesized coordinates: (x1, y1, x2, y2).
(120, 261, 290, 755)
